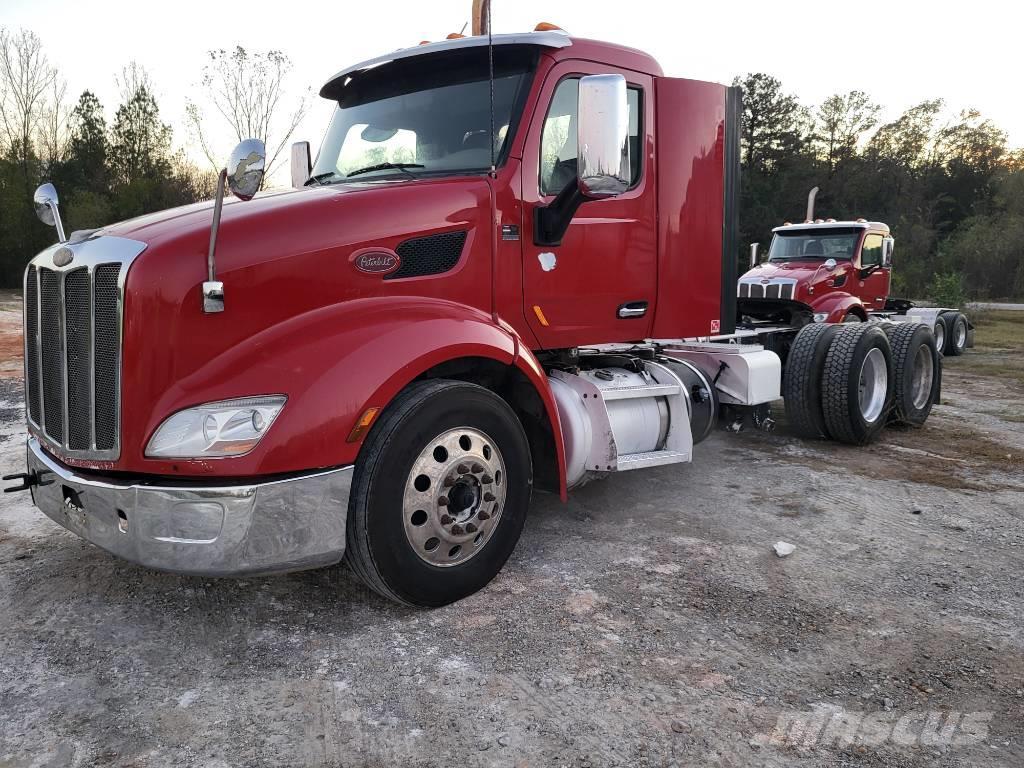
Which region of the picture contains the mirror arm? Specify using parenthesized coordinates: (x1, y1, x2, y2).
(203, 168, 228, 313)
(533, 180, 587, 247)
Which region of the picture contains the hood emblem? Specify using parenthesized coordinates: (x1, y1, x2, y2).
(53, 247, 74, 267)
(351, 248, 401, 276)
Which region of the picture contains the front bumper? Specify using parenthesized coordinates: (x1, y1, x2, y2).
(26, 437, 352, 576)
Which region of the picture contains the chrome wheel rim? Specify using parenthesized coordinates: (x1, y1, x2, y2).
(934, 322, 945, 351)
(911, 343, 934, 410)
(858, 347, 888, 423)
(402, 427, 506, 567)
(955, 321, 967, 349)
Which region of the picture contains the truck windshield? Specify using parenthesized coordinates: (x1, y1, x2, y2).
(768, 228, 862, 261)
(312, 46, 537, 182)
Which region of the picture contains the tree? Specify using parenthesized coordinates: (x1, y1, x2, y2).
(815, 90, 879, 176)
(0, 29, 58, 173)
(186, 46, 309, 180)
(109, 81, 172, 187)
(732, 73, 807, 172)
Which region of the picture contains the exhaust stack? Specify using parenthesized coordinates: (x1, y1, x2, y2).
(805, 186, 819, 222)
(472, 0, 490, 35)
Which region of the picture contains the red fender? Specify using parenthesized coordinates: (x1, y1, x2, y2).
(811, 293, 867, 323)
(129, 296, 567, 498)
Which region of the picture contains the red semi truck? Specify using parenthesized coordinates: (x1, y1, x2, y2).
(10, 25, 943, 606)
(738, 189, 974, 356)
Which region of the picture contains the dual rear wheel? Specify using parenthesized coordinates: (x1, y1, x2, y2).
(784, 321, 941, 445)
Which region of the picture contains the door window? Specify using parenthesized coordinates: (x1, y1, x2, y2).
(861, 234, 883, 267)
(539, 78, 642, 196)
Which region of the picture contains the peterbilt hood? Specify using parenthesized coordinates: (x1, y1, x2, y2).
(93, 175, 494, 476)
(740, 259, 854, 300)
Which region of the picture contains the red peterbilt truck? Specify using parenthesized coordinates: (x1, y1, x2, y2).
(738, 189, 974, 356)
(11, 27, 942, 606)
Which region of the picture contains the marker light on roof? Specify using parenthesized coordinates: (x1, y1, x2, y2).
(783, 221, 792, 226)
(535, 22, 564, 31)
(815, 218, 824, 224)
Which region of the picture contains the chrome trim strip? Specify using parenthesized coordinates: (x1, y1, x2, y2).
(24, 235, 147, 462)
(59, 268, 69, 448)
(89, 266, 96, 450)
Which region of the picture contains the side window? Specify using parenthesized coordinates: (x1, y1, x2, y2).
(861, 234, 883, 267)
(539, 78, 642, 196)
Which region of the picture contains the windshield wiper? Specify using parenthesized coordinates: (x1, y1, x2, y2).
(346, 162, 425, 179)
(305, 171, 340, 186)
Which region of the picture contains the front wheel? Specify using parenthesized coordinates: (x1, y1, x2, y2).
(346, 380, 532, 606)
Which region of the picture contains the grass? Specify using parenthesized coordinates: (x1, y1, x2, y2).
(967, 309, 1024, 349)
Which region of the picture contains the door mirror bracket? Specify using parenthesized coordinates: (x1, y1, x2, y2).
(534, 180, 586, 246)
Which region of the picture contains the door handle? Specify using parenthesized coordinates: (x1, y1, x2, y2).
(617, 301, 648, 319)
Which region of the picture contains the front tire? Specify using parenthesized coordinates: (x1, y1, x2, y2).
(346, 380, 532, 606)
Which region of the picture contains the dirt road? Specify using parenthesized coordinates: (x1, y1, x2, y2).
(1, 306, 1022, 767)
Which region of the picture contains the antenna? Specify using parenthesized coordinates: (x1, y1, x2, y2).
(486, 0, 495, 175)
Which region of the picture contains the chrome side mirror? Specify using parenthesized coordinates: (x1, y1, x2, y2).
(882, 237, 894, 268)
(227, 138, 266, 201)
(577, 74, 630, 199)
(749, 243, 759, 268)
(291, 141, 311, 188)
(204, 139, 266, 313)
(33, 183, 67, 243)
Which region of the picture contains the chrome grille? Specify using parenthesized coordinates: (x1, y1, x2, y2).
(24, 257, 127, 459)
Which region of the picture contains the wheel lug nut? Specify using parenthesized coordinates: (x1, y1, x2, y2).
(451, 524, 464, 535)
(465, 523, 477, 534)
(443, 476, 456, 487)
(481, 474, 493, 484)
(484, 492, 496, 502)
(471, 463, 484, 474)
(457, 463, 469, 475)
(438, 496, 449, 506)
(440, 514, 453, 525)
(477, 511, 490, 520)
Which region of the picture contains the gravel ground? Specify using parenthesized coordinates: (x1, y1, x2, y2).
(0, 301, 1022, 767)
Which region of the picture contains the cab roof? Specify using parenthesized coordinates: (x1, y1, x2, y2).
(772, 220, 890, 235)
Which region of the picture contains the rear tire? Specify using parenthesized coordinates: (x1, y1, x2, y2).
(932, 318, 946, 355)
(941, 311, 968, 356)
(821, 324, 894, 445)
(346, 379, 532, 606)
(783, 323, 840, 439)
(883, 323, 941, 426)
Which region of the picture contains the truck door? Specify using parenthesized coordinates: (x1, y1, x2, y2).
(520, 62, 656, 348)
(858, 233, 891, 310)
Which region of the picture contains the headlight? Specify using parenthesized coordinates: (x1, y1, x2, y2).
(146, 396, 286, 458)
(813, 313, 829, 323)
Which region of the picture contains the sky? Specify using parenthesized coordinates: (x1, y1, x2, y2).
(3, 0, 1020, 177)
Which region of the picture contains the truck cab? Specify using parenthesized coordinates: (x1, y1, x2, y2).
(739, 220, 893, 324)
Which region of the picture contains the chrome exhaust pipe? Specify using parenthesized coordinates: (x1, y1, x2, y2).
(806, 186, 819, 222)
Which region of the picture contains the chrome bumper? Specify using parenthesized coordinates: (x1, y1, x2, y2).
(26, 437, 352, 576)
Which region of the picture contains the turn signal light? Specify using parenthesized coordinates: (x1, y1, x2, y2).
(348, 407, 381, 443)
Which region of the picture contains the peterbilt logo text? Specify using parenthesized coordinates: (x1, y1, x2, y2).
(352, 250, 401, 275)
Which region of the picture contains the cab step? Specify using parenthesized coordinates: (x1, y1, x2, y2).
(616, 449, 690, 470)
(598, 383, 681, 401)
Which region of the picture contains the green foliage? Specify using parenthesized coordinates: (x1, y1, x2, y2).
(735, 72, 1020, 300)
(928, 272, 967, 307)
(0, 36, 215, 285)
